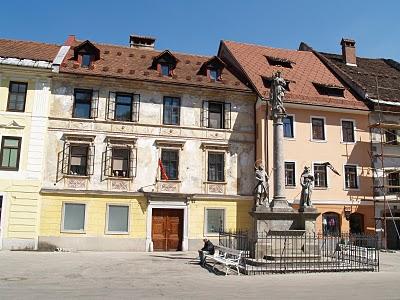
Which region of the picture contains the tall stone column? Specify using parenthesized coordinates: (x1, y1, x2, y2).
(271, 113, 290, 209)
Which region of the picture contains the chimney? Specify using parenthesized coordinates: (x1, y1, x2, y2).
(129, 34, 156, 50)
(65, 35, 76, 46)
(340, 38, 357, 66)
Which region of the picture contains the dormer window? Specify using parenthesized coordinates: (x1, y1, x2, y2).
(313, 82, 345, 98)
(81, 54, 92, 68)
(198, 56, 225, 81)
(266, 56, 293, 68)
(151, 50, 178, 77)
(72, 40, 100, 68)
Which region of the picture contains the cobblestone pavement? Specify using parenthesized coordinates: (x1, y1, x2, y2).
(0, 250, 399, 299)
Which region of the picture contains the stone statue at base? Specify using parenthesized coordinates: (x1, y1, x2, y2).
(269, 71, 287, 117)
(299, 166, 314, 211)
(254, 163, 269, 207)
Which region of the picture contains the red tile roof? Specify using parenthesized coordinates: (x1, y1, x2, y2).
(60, 40, 250, 92)
(221, 40, 369, 110)
(0, 39, 60, 62)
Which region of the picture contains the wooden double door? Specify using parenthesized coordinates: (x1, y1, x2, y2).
(152, 209, 183, 251)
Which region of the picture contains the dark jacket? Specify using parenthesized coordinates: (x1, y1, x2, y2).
(201, 240, 215, 255)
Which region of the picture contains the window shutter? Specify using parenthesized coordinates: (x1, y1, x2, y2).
(106, 91, 116, 120)
(130, 147, 137, 178)
(224, 102, 231, 129)
(201, 100, 209, 127)
(61, 142, 71, 175)
(87, 144, 95, 175)
(132, 94, 140, 122)
(91, 90, 99, 119)
(103, 146, 112, 177)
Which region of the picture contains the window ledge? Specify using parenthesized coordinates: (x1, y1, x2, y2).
(204, 233, 220, 237)
(64, 175, 90, 179)
(107, 177, 134, 181)
(314, 187, 328, 190)
(344, 188, 360, 192)
(108, 120, 138, 124)
(310, 139, 328, 143)
(105, 231, 130, 235)
(284, 137, 296, 141)
(60, 230, 86, 234)
(0, 168, 19, 172)
(285, 185, 296, 189)
(204, 181, 227, 184)
(158, 179, 181, 183)
(341, 141, 356, 145)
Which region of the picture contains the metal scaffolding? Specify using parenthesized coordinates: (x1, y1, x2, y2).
(369, 122, 400, 249)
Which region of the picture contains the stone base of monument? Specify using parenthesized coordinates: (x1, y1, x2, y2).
(249, 205, 320, 260)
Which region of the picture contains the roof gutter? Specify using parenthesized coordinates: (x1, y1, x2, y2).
(369, 98, 400, 107)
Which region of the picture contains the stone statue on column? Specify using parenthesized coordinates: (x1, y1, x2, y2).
(254, 162, 269, 207)
(299, 166, 314, 211)
(269, 71, 287, 117)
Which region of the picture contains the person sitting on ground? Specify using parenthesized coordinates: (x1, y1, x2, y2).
(198, 238, 215, 266)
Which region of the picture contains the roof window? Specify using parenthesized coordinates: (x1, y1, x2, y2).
(198, 56, 225, 81)
(151, 50, 178, 77)
(261, 75, 291, 91)
(72, 40, 100, 68)
(313, 82, 345, 98)
(266, 56, 293, 68)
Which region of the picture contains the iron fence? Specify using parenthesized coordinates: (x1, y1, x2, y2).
(218, 231, 379, 275)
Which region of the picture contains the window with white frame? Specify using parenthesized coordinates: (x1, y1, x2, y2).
(311, 117, 325, 141)
(285, 162, 296, 187)
(107, 205, 129, 233)
(344, 165, 358, 189)
(388, 171, 400, 194)
(283, 116, 294, 138)
(205, 208, 224, 234)
(313, 163, 327, 187)
(62, 203, 86, 232)
(342, 120, 355, 143)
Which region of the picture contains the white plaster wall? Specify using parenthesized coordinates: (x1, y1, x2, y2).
(44, 78, 256, 196)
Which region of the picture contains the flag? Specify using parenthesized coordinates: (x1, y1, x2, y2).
(324, 162, 341, 176)
(158, 159, 169, 180)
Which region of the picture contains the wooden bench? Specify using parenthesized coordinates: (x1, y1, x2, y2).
(204, 245, 244, 275)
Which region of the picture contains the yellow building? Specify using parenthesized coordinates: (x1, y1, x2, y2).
(219, 40, 374, 235)
(0, 40, 60, 249)
(38, 35, 256, 251)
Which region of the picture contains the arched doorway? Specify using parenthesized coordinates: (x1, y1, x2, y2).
(349, 213, 364, 234)
(322, 212, 341, 236)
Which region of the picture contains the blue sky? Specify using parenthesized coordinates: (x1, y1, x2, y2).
(1, 0, 399, 60)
